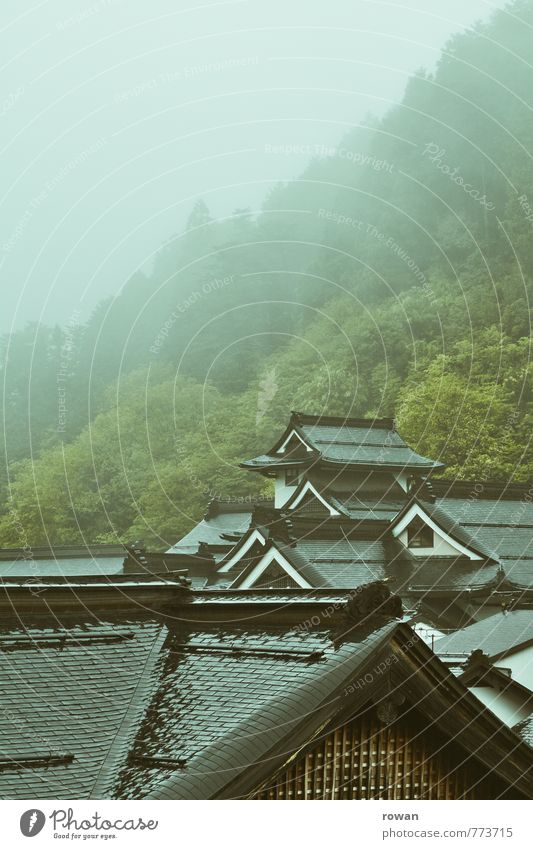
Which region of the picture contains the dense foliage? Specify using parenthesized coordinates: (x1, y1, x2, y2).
(2, 1, 533, 547)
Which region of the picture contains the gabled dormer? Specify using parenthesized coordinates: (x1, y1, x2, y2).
(390, 499, 494, 561)
(217, 527, 268, 573)
(229, 544, 312, 589)
(283, 479, 341, 517)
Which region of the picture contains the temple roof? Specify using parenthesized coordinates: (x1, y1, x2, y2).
(0, 544, 127, 578)
(0, 614, 164, 799)
(391, 497, 498, 561)
(432, 484, 533, 589)
(115, 621, 342, 799)
(0, 580, 532, 800)
(162, 476, 533, 594)
(241, 411, 444, 472)
(435, 610, 533, 659)
(166, 498, 272, 560)
(404, 555, 502, 593)
(117, 615, 533, 800)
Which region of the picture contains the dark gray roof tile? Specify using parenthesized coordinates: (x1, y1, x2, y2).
(514, 715, 533, 748)
(167, 511, 252, 555)
(0, 557, 125, 578)
(435, 610, 533, 658)
(0, 616, 163, 799)
(134, 621, 398, 800)
(407, 556, 501, 591)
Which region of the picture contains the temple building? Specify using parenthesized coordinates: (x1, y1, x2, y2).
(167, 412, 533, 629)
(0, 410, 532, 800)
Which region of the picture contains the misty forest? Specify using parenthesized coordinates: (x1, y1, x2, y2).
(2, 0, 533, 550)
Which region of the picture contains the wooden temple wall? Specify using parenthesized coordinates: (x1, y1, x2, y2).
(253, 707, 502, 800)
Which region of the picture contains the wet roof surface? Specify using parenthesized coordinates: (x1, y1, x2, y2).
(167, 511, 252, 555)
(0, 557, 125, 577)
(514, 714, 533, 748)
(434, 610, 533, 658)
(116, 620, 398, 800)
(298, 422, 441, 469)
(0, 615, 163, 799)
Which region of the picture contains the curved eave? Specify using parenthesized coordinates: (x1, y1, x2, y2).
(407, 583, 499, 597)
(318, 457, 445, 472)
(241, 456, 443, 473)
(269, 418, 315, 454)
(240, 457, 315, 473)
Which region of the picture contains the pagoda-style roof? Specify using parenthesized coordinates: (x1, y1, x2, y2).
(241, 411, 444, 472)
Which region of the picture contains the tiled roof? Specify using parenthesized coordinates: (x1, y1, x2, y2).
(289, 478, 407, 521)
(514, 715, 533, 748)
(411, 501, 497, 560)
(436, 495, 533, 525)
(118, 620, 398, 800)
(293, 538, 389, 589)
(0, 557, 125, 578)
(243, 412, 443, 471)
(220, 534, 396, 592)
(469, 527, 533, 559)
(406, 556, 501, 592)
(224, 540, 326, 589)
(0, 616, 164, 799)
(0, 545, 127, 578)
(430, 492, 533, 586)
(434, 610, 533, 658)
(334, 494, 406, 521)
(115, 623, 341, 799)
(502, 559, 533, 589)
(167, 510, 252, 557)
(123, 614, 533, 801)
(1, 597, 531, 800)
(294, 414, 442, 469)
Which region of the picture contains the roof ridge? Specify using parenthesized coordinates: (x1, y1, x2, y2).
(91, 624, 168, 799)
(205, 497, 273, 518)
(433, 479, 533, 498)
(292, 411, 396, 430)
(0, 544, 126, 561)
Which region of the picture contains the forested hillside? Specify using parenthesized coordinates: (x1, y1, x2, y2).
(2, 0, 533, 548)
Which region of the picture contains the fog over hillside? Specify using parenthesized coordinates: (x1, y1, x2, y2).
(1, 0, 504, 330)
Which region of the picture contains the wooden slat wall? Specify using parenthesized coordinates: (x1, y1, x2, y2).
(253, 706, 505, 800)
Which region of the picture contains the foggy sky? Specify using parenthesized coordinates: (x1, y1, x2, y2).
(0, 0, 506, 332)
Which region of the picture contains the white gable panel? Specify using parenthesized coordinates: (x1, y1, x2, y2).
(286, 480, 340, 516)
(277, 429, 313, 454)
(275, 473, 301, 508)
(392, 503, 483, 560)
(218, 529, 266, 573)
(238, 547, 311, 589)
